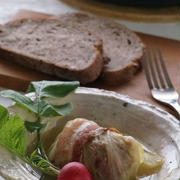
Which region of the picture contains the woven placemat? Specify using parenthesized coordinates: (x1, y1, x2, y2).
(60, 0, 180, 22)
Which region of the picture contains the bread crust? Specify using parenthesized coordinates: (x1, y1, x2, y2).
(0, 18, 104, 84)
(101, 55, 143, 85)
(52, 12, 145, 85)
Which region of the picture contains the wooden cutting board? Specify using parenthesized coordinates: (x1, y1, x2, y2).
(0, 9, 180, 118)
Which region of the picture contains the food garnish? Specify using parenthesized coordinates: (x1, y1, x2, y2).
(0, 80, 79, 176)
(57, 162, 92, 180)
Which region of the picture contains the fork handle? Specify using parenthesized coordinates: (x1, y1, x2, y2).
(170, 101, 180, 119)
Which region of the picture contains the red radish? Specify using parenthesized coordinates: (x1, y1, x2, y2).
(57, 162, 92, 180)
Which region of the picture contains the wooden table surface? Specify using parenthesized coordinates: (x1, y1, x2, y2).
(0, 0, 179, 40)
(0, 9, 180, 119)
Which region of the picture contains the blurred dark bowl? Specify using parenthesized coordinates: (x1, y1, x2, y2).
(98, 0, 180, 6)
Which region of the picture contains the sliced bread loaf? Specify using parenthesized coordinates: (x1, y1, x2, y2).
(52, 13, 145, 85)
(0, 18, 103, 84)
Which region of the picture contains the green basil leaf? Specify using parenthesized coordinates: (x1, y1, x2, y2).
(27, 80, 79, 98)
(28, 149, 59, 176)
(24, 121, 46, 133)
(52, 103, 73, 116)
(0, 80, 77, 177)
(0, 112, 26, 157)
(0, 90, 37, 113)
(0, 105, 9, 129)
(38, 100, 72, 117)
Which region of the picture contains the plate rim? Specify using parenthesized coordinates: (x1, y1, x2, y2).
(75, 87, 180, 126)
(1, 86, 180, 180)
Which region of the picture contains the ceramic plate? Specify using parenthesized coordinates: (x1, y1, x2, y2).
(0, 87, 180, 180)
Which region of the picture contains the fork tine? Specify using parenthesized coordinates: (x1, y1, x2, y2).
(152, 49, 166, 89)
(147, 50, 160, 89)
(142, 51, 153, 89)
(157, 49, 173, 88)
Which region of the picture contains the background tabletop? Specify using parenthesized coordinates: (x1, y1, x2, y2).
(0, 1, 179, 119)
(0, 0, 180, 40)
(0, 2, 179, 180)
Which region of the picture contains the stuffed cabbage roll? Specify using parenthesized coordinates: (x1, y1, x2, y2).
(48, 118, 163, 180)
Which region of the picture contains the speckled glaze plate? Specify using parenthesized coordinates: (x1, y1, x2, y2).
(0, 87, 180, 180)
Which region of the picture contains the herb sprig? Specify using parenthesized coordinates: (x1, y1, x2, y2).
(0, 80, 79, 176)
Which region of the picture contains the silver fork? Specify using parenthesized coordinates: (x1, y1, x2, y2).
(142, 49, 180, 118)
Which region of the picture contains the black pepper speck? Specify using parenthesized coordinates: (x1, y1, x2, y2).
(123, 102, 128, 107)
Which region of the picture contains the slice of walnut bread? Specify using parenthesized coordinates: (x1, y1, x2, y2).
(52, 12, 145, 85)
(0, 18, 103, 84)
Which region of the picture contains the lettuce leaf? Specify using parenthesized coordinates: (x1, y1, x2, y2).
(0, 105, 26, 157)
(0, 104, 59, 176)
(0, 105, 9, 129)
